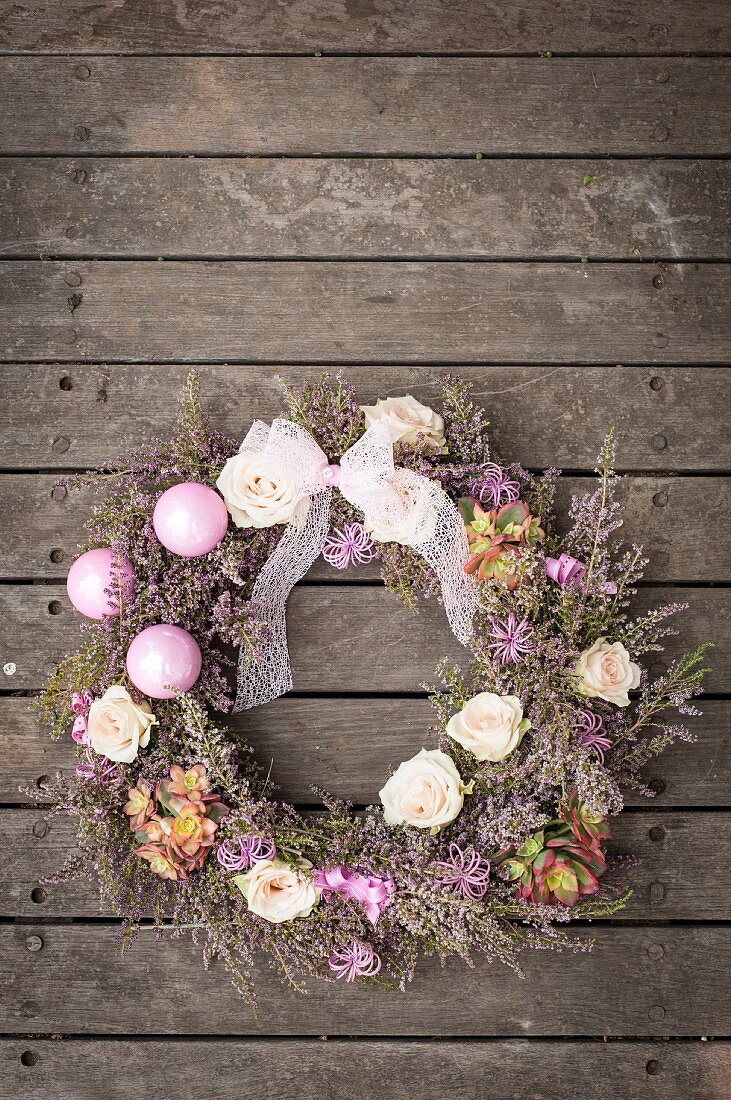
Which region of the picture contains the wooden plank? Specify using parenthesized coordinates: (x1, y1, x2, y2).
(0, 583, 727, 692)
(3, 474, 729, 583)
(3, 808, 728, 919)
(1, 923, 727, 1035)
(2, 1038, 729, 1100)
(1, 1, 728, 55)
(3, 695, 726, 809)
(2, 365, 729, 473)
(3, 158, 729, 260)
(4, 1038, 731, 1100)
(1, 261, 727, 364)
(1, 58, 729, 156)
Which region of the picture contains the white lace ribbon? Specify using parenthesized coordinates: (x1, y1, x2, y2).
(234, 418, 478, 711)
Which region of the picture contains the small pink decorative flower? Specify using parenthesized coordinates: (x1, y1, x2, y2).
(574, 708, 613, 764)
(74, 744, 121, 786)
(322, 523, 377, 570)
(435, 843, 491, 901)
(487, 613, 535, 665)
(71, 690, 94, 715)
(328, 941, 382, 982)
(469, 464, 520, 509)
(216, 835, 276, 872)
(71, 690, 94, 744)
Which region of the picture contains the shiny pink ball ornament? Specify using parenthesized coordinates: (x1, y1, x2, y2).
(152, 482, 228, 558)
(125, 624, 202, 699)
(66, 548, 135, 620)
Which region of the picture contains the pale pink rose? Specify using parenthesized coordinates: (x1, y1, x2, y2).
(216, 450, 298, 528)
(447, 692, 529, 762)
(361, 395, 446, 450)
(379, 748, 466, 832)
(87, 685, 157, 763)
(233, 858, 321, 923)
(575, 638, 641, 707)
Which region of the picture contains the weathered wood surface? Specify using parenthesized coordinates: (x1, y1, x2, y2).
(2, 261, 727, 363)
(2, 924, 727, 1036)
(3, 365, 729, 473)
(2, 58, 729, 156)
(3, 696, 727, 809)
(3, 159, 729, 260)
(3, 1038, 729, 1100)
(2, 0, 728, 55)
(3, 809, 727, 920)
(1, 583, 726, 693)
(3, 474, 728, 583)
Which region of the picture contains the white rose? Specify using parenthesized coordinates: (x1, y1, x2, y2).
(216, 450, 299, 528)
(379, 748, 466, 832)
(364, 469, 438, 546)
(447, 692, 529, 762)
(575, 637, 641, 707)
(361, 395, 446, 450)
(233, 858, 321, 923)
(87, 685, 157, 763)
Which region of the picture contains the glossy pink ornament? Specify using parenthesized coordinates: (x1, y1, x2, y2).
(126, 624, 202, 699)
(153, 482, 228, 558)
(66, 548, 135, 620)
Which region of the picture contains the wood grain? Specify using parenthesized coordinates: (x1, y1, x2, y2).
(2, 365, 728, 473)
(1, 261, 727, 363)
(2, 474, 729, 583)
(2, 58, 729, 156)
(2, 1038, 729, 1100)
(3, 695, 726, 808)
(1, 1, 728, 55)
(3, 158, 729, 260)
(2, 923, 727, 1035)
(0, 583, 726, 692)
(3, 808, 727, 919)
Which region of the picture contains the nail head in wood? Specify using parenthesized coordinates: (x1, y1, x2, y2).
(20, 1051, 38, 1067)
(25, 935, 43, 952)
(649, 825, 666, 842)
(652, 491, 668, 507)
(52, 436, 71, 454)
(649, 376, 663, 391)
(32, 819, 49, 838)
(647, 943, 664, 961)
(63, 271, 82, 287)
(652, 332, 669, 348)
(646, 1059, 662, 1075)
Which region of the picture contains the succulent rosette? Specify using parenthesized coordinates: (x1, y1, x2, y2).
(460, 498, 545, 588)
(34, 374, 708, 1007)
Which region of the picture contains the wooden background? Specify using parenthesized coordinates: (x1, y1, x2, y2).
(0, 2, 729, 1097)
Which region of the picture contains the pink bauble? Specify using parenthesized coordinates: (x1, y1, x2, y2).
(66, 548, 135, 620)
(126, 624, 202, 699)
(153, 482, 228, 558)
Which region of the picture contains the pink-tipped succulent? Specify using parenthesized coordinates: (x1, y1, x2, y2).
(558, 790, 612, 849)
(123, 781, 155, 831)
(130, 764, 229, 880)
(167, 764, 210, 803)
(496, 793, 610, 907)
(460, 498, 544, 589)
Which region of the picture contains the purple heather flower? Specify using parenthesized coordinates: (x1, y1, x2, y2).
(435, 843, 491, 901)
(575, 709, 613, 764)
(216, 835, 276, 872)
(487, 613, 535, 665)
(469, 463, 520, 508)
(328, 941, 382, 982)
(322, 523, 377, 570)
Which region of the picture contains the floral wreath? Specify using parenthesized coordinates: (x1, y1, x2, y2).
(38, 374, 710, 1003)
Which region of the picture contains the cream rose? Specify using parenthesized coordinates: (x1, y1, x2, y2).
(361, 395, 446, 450)
(364, 469, 438, 546)
(87, 685, 156, 763)
(575, 637, 641, 707)
(216, 450, 299, 529)
(447, 692, 529, 762)
(379, 748, 466, 832)
(233, 858, 321, 924)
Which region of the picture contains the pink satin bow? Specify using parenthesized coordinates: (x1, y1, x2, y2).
(315, 866, 395, 924)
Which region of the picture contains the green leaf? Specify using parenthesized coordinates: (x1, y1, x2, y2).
(582, 174, 598, 186)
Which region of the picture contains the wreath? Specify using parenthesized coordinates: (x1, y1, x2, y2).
(36, 374, 710, 1003)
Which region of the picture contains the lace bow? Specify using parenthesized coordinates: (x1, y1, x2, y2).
(234, 418, 478, 711)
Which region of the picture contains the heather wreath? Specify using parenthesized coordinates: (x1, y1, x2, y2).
(34, 373, 710, 1005)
